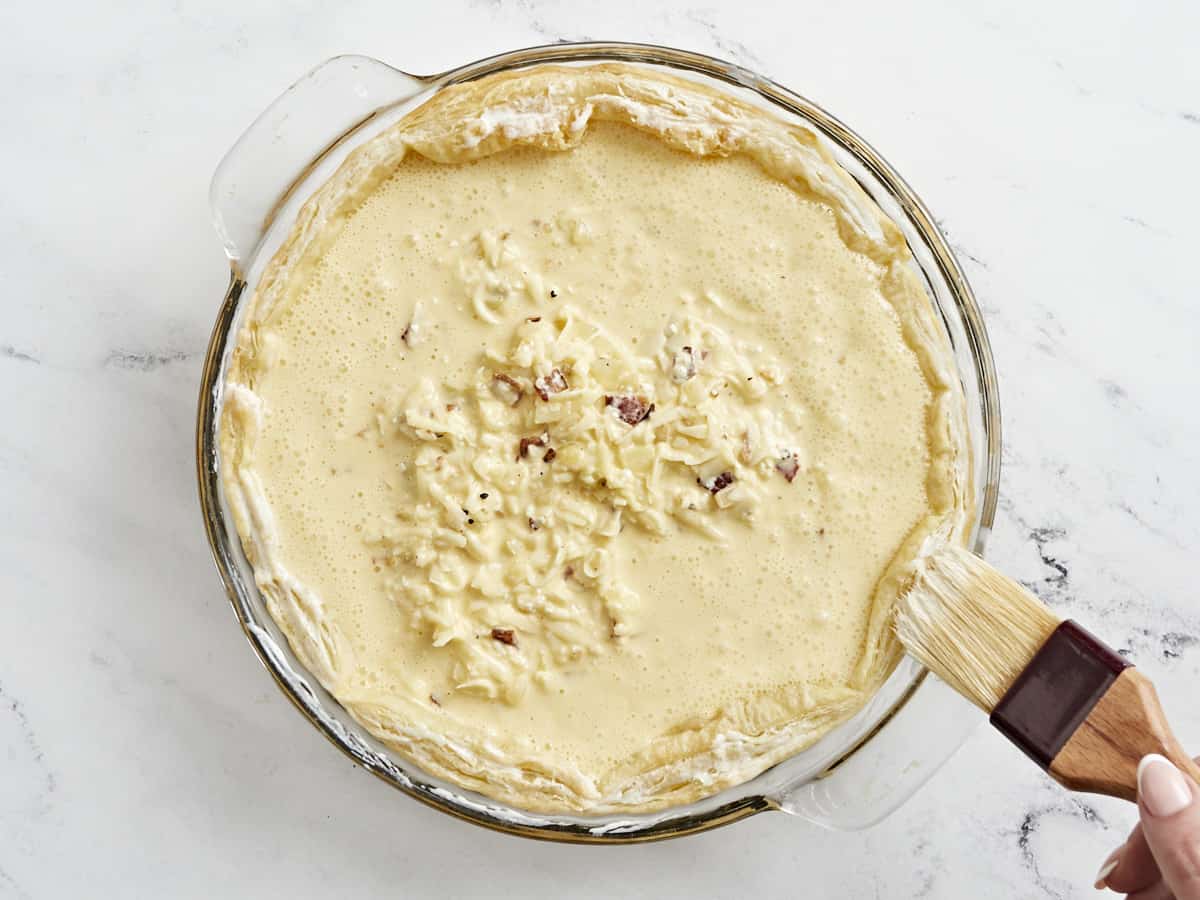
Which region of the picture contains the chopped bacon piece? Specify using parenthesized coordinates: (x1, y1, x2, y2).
(776, 451, 800, 483)
(605, 394, 655, 426)
(429, 694, 442, 707)
(672, 346, 697, 383)
(528, 517, 540, 531)
(534, 368, 568, 400)
(698, 471, 735, 494)
(491, 628, 517, 646)
(491, 372, 524, 407)
(526, 315, 542, 323)
(542, 447, 556, 463)
(517, 434, 547, 459)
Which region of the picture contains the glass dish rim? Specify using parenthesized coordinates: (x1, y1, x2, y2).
(195, 40, 1002, 843)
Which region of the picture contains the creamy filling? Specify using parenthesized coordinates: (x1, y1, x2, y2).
(220, 65, 971, 813)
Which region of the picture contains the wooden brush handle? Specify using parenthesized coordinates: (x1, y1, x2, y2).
(1049, 668, 1200, 801)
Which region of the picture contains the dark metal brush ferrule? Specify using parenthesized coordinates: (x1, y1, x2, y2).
(990, 620, 1130, 769)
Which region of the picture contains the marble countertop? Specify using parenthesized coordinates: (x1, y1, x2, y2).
(4, 0, 1198, 896)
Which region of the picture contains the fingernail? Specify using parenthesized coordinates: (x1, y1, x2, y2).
(1138, 754, 1193, 817)
(1093, 850, 1120, 890)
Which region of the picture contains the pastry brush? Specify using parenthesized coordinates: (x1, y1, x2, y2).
(894, 543, 1198, 800)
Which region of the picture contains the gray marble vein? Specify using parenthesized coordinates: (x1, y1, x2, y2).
(681, 10, 766, 70)
(103, 349, 199, 371)
(1, 345, 40, 365)
(0, 866, 31, 900)
(0, 680, 56, 823)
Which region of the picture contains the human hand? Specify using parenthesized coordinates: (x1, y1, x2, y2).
(1095, 755, 1200, 898)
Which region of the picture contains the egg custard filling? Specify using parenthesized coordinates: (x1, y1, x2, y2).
(220, 64, 972, 813)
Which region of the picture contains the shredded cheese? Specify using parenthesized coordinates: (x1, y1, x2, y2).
(369, 302, 802, 704)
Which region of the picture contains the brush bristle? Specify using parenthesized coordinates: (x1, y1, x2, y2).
(894, 543, 1062, 712)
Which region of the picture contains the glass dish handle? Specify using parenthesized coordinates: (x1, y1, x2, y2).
(209, 54, 424, 268)
(772, 675, 983, 830)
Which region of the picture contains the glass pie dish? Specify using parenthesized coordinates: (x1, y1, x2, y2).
(196, 42, 1001, 842)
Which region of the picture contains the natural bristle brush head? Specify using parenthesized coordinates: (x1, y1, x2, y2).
(894, 542, 1061, 712)
(895, 542, 1200, 802)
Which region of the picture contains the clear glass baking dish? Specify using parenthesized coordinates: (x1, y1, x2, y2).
(196, 42, 1001, 842)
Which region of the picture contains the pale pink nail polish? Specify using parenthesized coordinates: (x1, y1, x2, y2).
(1093, 852, 1119, 890)
(1138, 754, 1193, 817)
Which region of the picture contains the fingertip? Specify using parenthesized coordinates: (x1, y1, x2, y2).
(1094, 853, 1119, 890)
(1137, 754, 1194, 819)
(1103, 826, 1162, 895)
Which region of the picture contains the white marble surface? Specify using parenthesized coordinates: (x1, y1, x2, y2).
(4, 0, 1199, 896)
